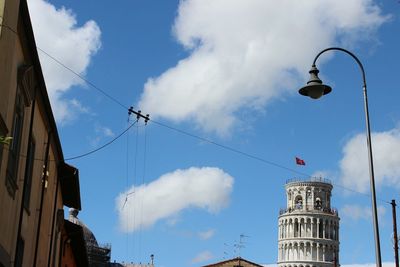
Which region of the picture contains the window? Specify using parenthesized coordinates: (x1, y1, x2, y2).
(23, 138, 35, 210)
(0, 115, 8, 173)
(315, 197, 322, 209)
(0, 0, 5, 37)
(295, 195, 303, 209)
(15, 236, 24, 267)
(5, 91, 25, 198)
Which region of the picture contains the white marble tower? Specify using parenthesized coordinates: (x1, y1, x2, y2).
(278, 178, 340, 267)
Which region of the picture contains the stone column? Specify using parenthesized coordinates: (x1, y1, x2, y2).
(297, 244, 300, 261)
(327, 220, 330, 239)
(300, 218, 303, 237)
(311, 219, 314, 238)
(278, 222, 281, 239)
(337, 224, 339, 241)
(286, 244, 289, 261)
(285, 221, 288, 238)
(310, 188, 315, 209)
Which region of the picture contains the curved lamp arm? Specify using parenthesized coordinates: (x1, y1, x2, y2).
(312, 47, 366, 88)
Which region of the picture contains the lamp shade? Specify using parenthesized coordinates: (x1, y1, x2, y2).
(299, 66, 332, 99)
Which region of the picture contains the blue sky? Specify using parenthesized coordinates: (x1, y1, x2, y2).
(27, 0, 400, 266)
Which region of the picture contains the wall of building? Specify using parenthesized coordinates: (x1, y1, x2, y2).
(0, 1, 78, 266)
(0, 1, 27, 265)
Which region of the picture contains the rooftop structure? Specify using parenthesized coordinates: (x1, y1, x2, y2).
(69, 209, 111, 267)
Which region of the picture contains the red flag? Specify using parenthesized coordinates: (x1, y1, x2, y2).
(295, 157, 305, 165)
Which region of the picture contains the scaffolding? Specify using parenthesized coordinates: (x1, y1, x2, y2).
(86, 242, 111, 267)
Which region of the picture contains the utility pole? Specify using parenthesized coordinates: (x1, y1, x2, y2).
(392, 199, 399, 267)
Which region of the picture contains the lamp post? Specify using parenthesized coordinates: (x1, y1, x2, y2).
(298, 47, 382, 267)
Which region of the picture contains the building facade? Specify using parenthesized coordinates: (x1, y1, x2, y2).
(201, 257, 264, 267)
(0, 0, 83, 266)
(278, 178, 340, 267)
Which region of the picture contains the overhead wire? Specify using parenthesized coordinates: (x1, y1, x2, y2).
(1, 23, 130, 112)
(333, 183, 390, 204)
(123, 116, 134, 260)
(131, 120, 140, 261)
(150, 119, 311, 177)
(0, 23, 135, 162)
(122, 120, 131, 210)
(138, 122, 149, 261)
(0, 23, 18, 35)
(148, 119, 391, 204)
(36, 48, 130, 111)
(2, 23, 393, 206)
(1, 119, 140, 164)
(65, 120, 137, 161)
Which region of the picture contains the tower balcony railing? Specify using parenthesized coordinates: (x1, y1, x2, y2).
(279, 205, 338, 216)
(286, 177, 332, 185)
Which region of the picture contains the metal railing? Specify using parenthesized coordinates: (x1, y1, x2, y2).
(286, 177, 332, 185)
(279, 205, 338, 216)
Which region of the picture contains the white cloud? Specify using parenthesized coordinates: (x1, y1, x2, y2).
(69, 98, 90, 114)
(339, 127, 400, 193)
(89, 124, 115, 147)
(116, 167, 234, 232)
(28, 0, 101, 123)
(138, 0, 388, 136)
(191, 251, 214, 264)
(341, 204, 386, 221)
(95, 125, 114, 138)
(198, 229, 215, 240)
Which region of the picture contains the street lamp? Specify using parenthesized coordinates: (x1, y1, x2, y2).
(298, 47, 382, 267)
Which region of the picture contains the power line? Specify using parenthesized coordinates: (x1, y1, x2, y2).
(148, 119, 391, 204)
(0, 23, 18, 35)
(37, 47, 130, 111)
(0, 25, 326, 180)
(150, 119, 310, 177)
(1, 120, 139, 162)
(1, 23, 393, 205)
(65, 120, 137, 160)
(333, 183, 389, 204)
(138, 124, 149, 261)
(1, 23, 130, 111)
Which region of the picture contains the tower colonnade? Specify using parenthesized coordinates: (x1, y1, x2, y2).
(278, 241, 339, 263)
(278, 216, 339, 240)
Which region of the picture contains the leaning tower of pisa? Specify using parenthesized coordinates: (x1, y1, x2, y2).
(277, 178, 340, 267)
